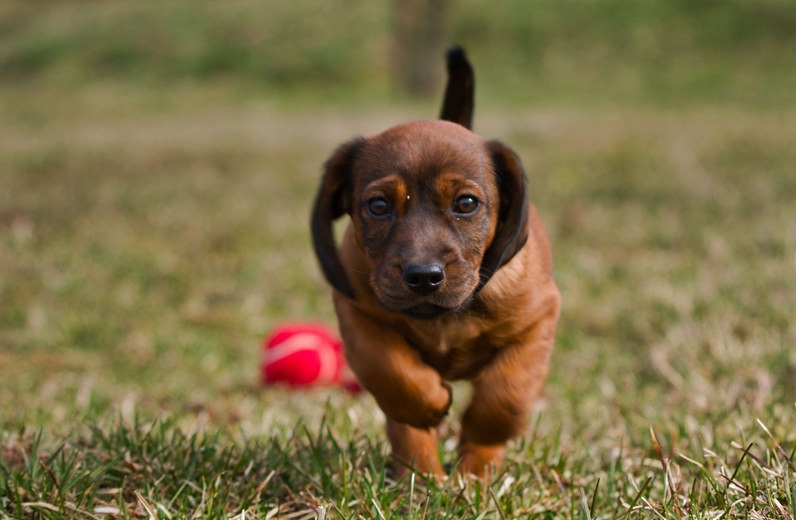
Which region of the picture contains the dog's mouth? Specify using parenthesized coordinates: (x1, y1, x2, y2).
(400, 303, 452, 320)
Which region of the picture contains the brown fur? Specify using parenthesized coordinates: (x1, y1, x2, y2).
(311, 50, 560, 479)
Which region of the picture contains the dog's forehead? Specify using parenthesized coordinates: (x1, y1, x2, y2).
(360, 120, 487, 178)
(373, 119, 479, 142)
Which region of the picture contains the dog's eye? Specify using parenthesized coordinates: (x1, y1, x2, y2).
(452, 195, 479, 216)
(366, 197, 391, 218)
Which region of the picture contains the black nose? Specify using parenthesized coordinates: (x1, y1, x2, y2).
(402, 263, 445, 295)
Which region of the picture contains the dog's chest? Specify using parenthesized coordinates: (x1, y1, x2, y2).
(405, 319, 497, 380)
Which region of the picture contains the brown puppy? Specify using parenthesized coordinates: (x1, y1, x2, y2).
(311, 48, 560, 478)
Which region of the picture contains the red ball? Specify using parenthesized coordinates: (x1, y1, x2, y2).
(261, 323, 359, 392)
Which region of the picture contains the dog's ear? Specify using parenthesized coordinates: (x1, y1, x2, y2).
(478, 141, 530, 290)
(439, 46, 474, 130)
(311, 138, 365, 299)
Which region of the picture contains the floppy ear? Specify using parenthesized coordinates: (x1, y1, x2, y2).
(439, 46, 475, 130)
(310, 138, 365, 299)
(478, 141, 530, 290)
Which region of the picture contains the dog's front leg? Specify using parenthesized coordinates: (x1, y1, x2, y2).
(386, 419, 444, 477)
(334, 297, 451, 476)
(458, 303, 559, 478)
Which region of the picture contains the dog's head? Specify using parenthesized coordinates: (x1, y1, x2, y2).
(311, 120, 529, 319)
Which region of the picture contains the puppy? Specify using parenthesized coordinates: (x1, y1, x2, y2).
(311, 48, 560, 478)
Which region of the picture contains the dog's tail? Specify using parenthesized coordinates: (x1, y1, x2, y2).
(439, 46, 474, 130)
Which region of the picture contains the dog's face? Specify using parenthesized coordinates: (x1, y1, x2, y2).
(352, 121, 498, 318)
(312, 120, 529, 319)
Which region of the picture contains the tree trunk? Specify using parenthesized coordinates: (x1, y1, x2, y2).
(391, 0, 449, 97)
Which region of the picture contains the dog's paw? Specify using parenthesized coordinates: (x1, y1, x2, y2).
(385, 379, 452, 429)
(413, 380, 453, 428)
(425, 380, 453, 424)
(456, 442, 506, 480)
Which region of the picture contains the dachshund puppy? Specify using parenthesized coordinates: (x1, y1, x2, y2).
(311, 48, 560, 478)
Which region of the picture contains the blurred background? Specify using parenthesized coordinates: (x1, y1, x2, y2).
(3, 0, 796, 106)
(1, 0, 794, 435)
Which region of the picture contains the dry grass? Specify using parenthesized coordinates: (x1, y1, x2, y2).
(1, 81, 794, 517)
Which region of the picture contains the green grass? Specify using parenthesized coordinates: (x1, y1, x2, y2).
(2, 1, 796, 518)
